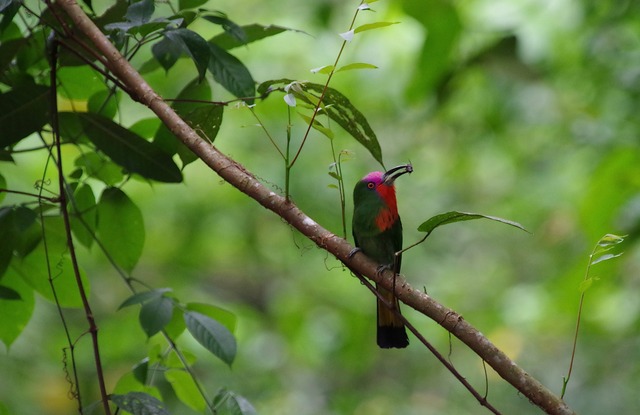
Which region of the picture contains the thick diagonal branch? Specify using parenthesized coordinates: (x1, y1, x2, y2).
(55, 1, 575, 414)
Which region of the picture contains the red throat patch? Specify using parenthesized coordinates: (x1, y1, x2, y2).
(375, 184, 398, 231)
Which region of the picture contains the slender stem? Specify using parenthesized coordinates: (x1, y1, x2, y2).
(285, 106, 292, 200)
(561, 250, 592, 398)
(289, 5, 361, 168)
(50, 38, 112, 415)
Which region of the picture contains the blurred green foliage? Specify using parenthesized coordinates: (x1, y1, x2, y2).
(1, 0, 639, 414)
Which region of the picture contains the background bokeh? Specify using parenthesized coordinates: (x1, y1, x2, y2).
(1, 0, 639, 414)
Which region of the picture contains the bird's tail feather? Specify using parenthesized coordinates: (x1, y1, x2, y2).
(376, 285, 409, 348)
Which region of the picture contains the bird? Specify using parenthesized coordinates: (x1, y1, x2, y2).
(352, 164, 412, 348)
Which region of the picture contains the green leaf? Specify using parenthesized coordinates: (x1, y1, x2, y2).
(125, 0, 154, 25)
(590, 253, 623, 266)
(184, 310, 236, 366)
(74, 151, 125, 185)
(298, 112, 334, 139)
(335, 62, 378, 73)
(78, 113, 182, 183)
(257, 79, 383, 166)
(132, 358, 149, 384)
(139, 295, 174, 337)
(210, 23, 306, 50)
(69, 183, 97, 248)
(0, 269, 35, 348)
(579, 277, 599, 293)
(165, 28, 210, 82)
(353, 21, 400, 34)
(417, 211, 528, 234)
(118, 288, 173, 310)
(214, 390, 258, 415)
(179, 0, 208, 10)
(111, 392, 169, 415)
(597, 233, 625, 248)
(208, 42, 255, 104)
(164, 370, 207, 412)
(57, 65, 106, 99)
(201, 11, 247, 45)
(87, 90, 119, 118)
(97, 187, 145, 272)
(186, 302, 237, 334)
(310, 65, 334, 74)
(151, 35, 182, 72)
(0, 83, 49, 148)
(12, 216, 89, 308)
(183, 104, 224, 144)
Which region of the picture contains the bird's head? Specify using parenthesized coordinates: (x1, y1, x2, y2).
(353, 164, 413, 230)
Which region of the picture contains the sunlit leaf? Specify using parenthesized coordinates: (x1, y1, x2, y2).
(597, 233, 625, 248)
(417, 211, 528, 234)
(111, 392, 169, 415)
(335, 62, 378, 73)
(98, 187, 145, 272)
(74, 151, 125, 185)
(310, 65, 334, 74)
(354, 21, 399, 34)
(298, 112, 334, 139)
(579, 277, 599, 293)
(590, 253, 623, 266)
(164, 370, 206, 412)
(184, 310, 236, 366)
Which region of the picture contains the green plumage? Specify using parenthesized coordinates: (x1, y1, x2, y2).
(352, 167, 411, 348)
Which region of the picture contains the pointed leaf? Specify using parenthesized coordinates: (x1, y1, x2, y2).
(201, 12, 247, 45)
(353, 21, 400, 34)
(74, 151, 125, 185)
(184, 310, 236, 366)
(111, 392, 169, 415)
(590, 253, 623, 266)
(152, 35, 182, 72)
(0, 285, 20, 300)
(139, 296, 174, 337)
(118, 288, 173, 310)
(298, 112, 334, 139)
(224, 391, 258, 415)
(125, 0, 154, 25)
(257, 79, 383, 166)
(597, 233, 625, 248)
(579, 277, 599, 293)
(335, 62, 378, 73)
(186, 302, 237, 334)
(165, 28, 210, 82)
(208, 42, 255, 104)
(97, 187, 145, 272)
(164, 369, 206, 412)
(210, 23, 307, 50)
(310, 65, 334, 74)
(183, 104, 224, 143)
(417, 211, 528, 234)
(78, 113, 182, 183)
(0, 84, 49, 148)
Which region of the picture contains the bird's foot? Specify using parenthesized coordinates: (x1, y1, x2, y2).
(376, 263, 392, 276)
(348, 247, 362, 259)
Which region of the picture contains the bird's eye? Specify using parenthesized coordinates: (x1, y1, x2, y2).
(367, 182, 375, 189)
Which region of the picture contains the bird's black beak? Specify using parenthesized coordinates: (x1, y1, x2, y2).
(382, 164, 413, 185)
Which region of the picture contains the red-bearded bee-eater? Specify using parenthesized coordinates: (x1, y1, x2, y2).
(352, 164, 412, 348)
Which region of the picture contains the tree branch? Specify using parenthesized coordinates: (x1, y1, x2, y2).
(55, 1, 576, 413)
